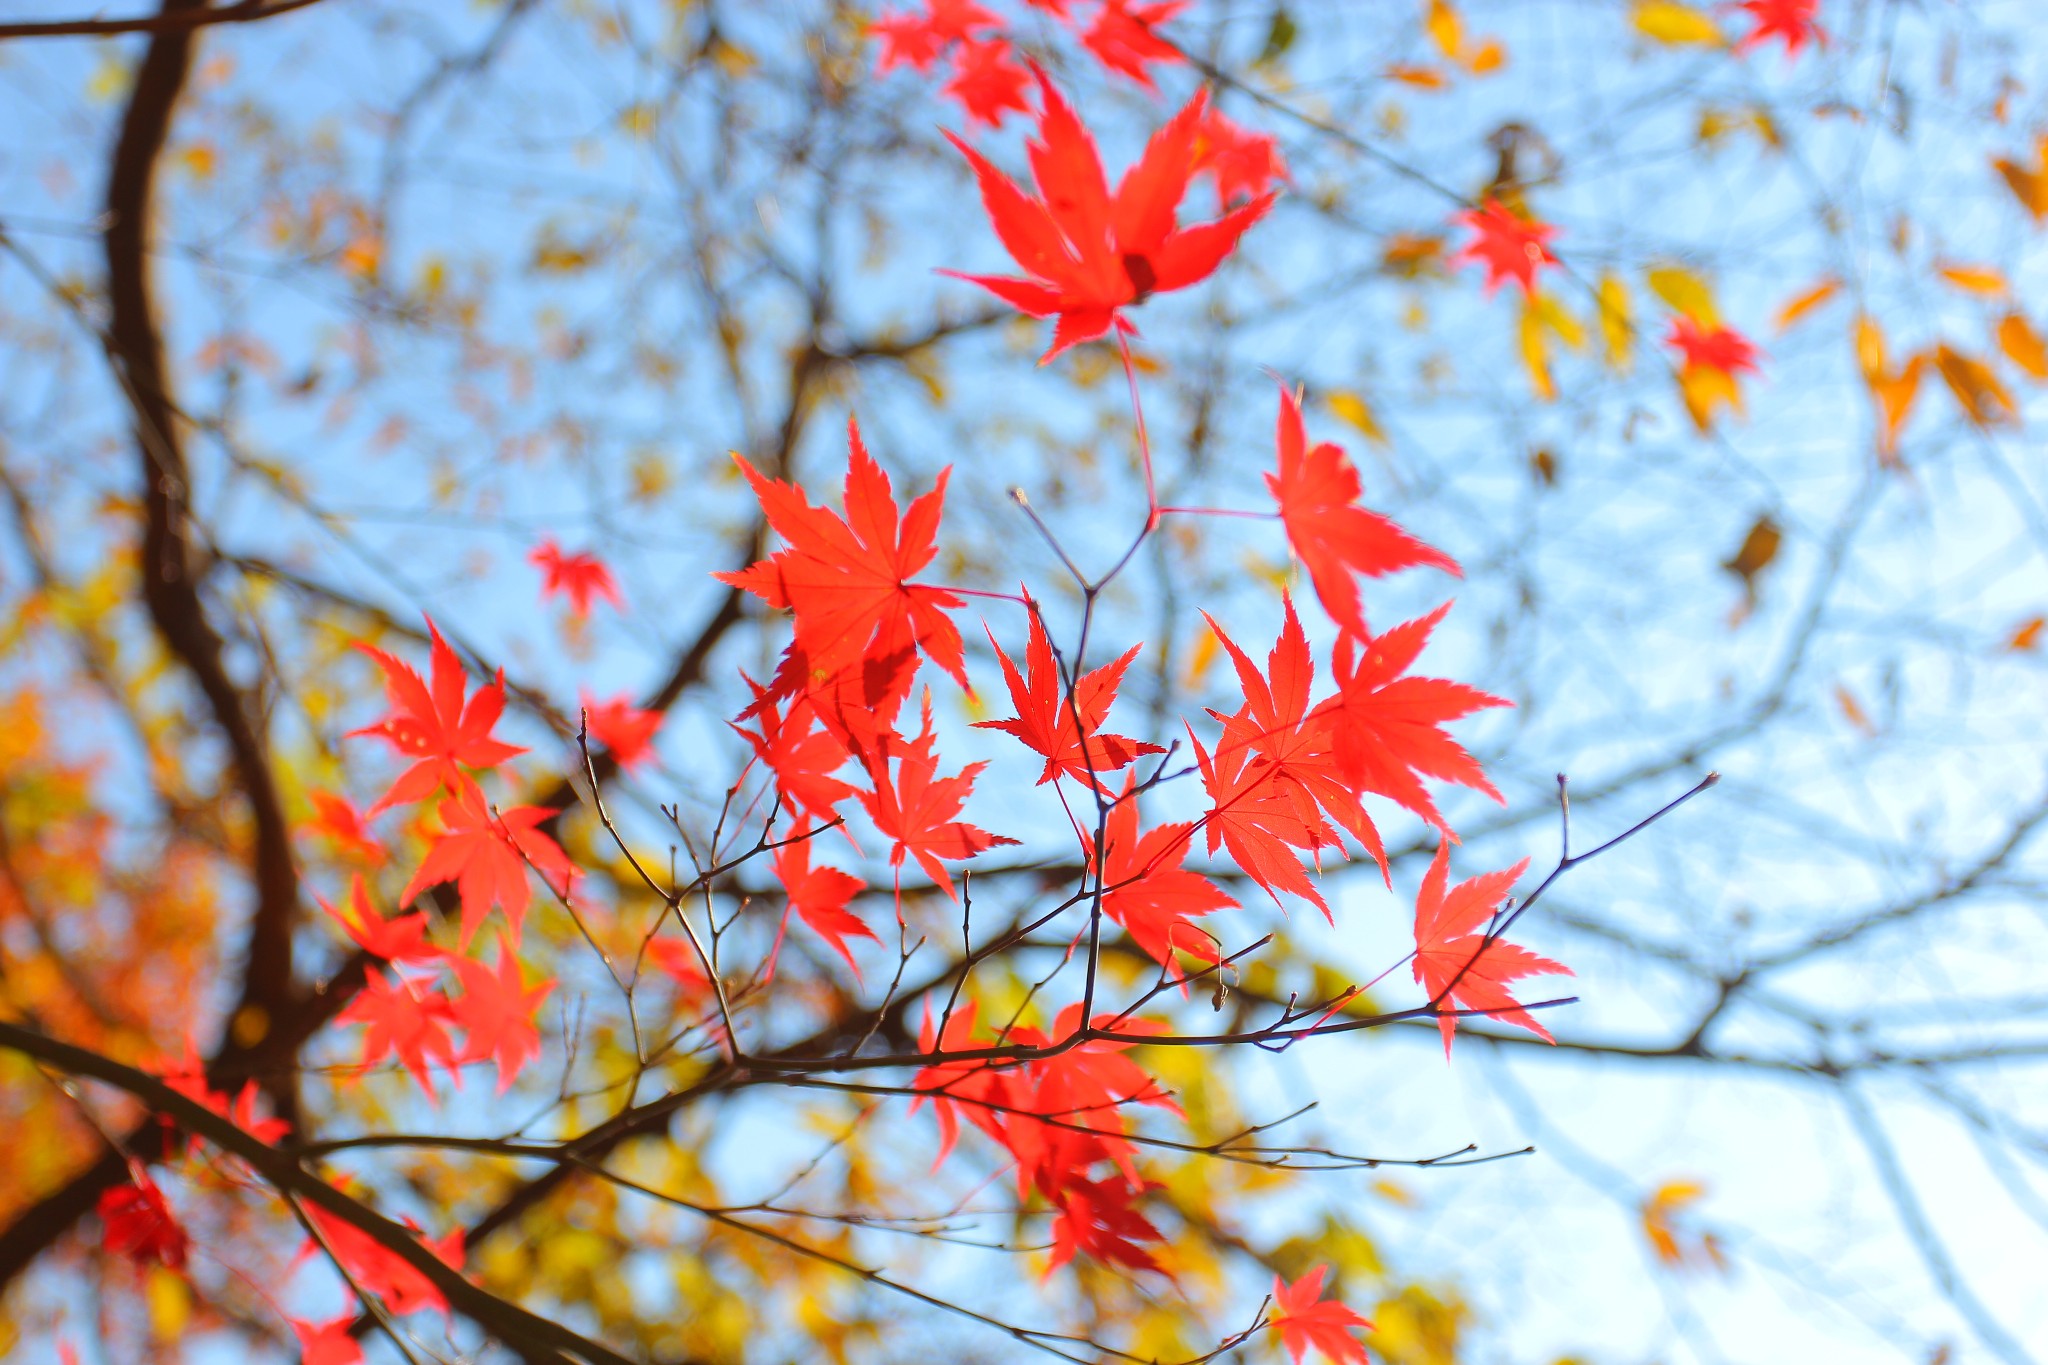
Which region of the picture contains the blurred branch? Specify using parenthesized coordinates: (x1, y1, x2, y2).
(0, 0, 322, 41)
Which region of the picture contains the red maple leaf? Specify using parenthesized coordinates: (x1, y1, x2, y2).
(943, 72, 1276, 360)
(147, 1045, 290, 1150)
(301, 1199, 462, 1317)
(581, 689, 662, 770)
(1665, 317, 1762, 376)
(1002, 1005, 1178, 1197)
(775, 824, 875, 974)
(529, 538, 623, 618)
(292, 1317, 364, 1365)
(97, 1168, 188, 1270)
(1320, 603, 1510, 845)
(320, 872, 434, 962)
(302, 790, 386, 866)
(400, 790, 575, 948)
(974, 610, 1164, 786)
(1047, 1174, 1165, 1275)
(731, 678, 856, 825)
(447, 944, 555, 1093)
(1193, 106, 1289, 210)
(350, 620, 525, 815)
(1085, 784, 1236, 973)
(859, 697, 1019, 899)
(1734, 0, 1824, 56)
(716, 420, 967, 713)
(1080, 0, 1187, 90)
(944, 36, 1033, 129)
(337, 969, 460, 1097)
(1265, 386, 1459, 640)
(1450, 197, 1560, 296)
(911, 1000, 1015, 1164)
(1410, 841, 1571, 1055)
(1270, 1264, 1374, 1365)
(871, 0, 1000, 74)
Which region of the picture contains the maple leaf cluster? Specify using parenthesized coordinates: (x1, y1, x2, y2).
(913, 1002, 1180, 1272)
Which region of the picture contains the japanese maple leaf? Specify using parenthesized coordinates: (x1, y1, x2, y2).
(350, 620, 525, 814)
(872, 0, 1000, 74)
(910, 1000, 1016, 1164)
(731, 677, 856, 825)
(1085, 784, 1236, 973)
(400, 790, 575, 948)
(292, 1318, 364, 1365)
(447, 944, 555, 1093)
(859, 702, 1018, 899)
(1450, 197, 1559, 296)
(1410, 841, 1571, 1056)
(1734, 0, 1824, 56)
(529, 538, 623, 618)
(1270, 1265, 1374, 1365)
(943, 72, 1276, 361)
(97, 1169, 187, 1270)
(302, 789, 385, 865)
(1190, 718, 1340, 916)
(338, 969, 460, 1097)
(944, 36, 1033, 129)
(1047, 1174, 1165, 1275)
(1320, 603, 1510, 846)
(1193, 106, 1289, 210)
(147, 1046, 290, 1150)
(716, 419, 968, 706)
(582, 689, 662, 769)
(1081, 0, 1187, 90)
(775, 825, 875, 974)
(301, 1199, 462, 1317)
(974, 611, 1164, 786)
(645, 937, 711, 999)
(1004, 1005, 1178, 1197)
(320, 872, 434, 962)
(1265, 386, 1459, 640)
(1666, 317, 1762, 376)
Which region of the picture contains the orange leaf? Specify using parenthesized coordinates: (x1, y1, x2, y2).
(1384, 63, 1449, 89)
(1992, 136, 2048, 221)
(1934, 343, 2017, 427)
(1997, 312, 2048, 379)
(2006, 615, 2045, 651)
(1773, 277, 1840, 334)
(1834, 683, 1877, 738)
(1936, 261, 2009, 296)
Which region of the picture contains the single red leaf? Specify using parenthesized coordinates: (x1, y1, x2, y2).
(1193, 105, 1289, 210)
(871, 0, 1001, 74)
(943, 71, 1275, 360)
(1450, 197, 1559, 296)
(1666, 317, 1762, 376)
(1411, 842, 1571, 1055)
(320, 872, 434, 962)
(1047, 1173, 1165, 1275)
(859, 695, 1019, 899)
(775, 824, 875, 975)
(1085, 784, 1236, 973)
(1270, 1264, 1374, 1365)
(300, 1198, 461, 1318)
(302, 790, 386, 866)
(349, 620, 525, 815)
(715, 419, 967, 712)
(97, 1168, 188, 1271)
(1735, 0, 1824, 56)
(581, 689, 662, 769)
(337, 970, 460, 1098)
(944, 36, 1034, 129)
(292, 1317, 365, 1365)
(399, 790, 574, 948)
(529, 538, 623, 618)
(446, 944, 554, 1093)
(1080, 0, 1187, 90)
(1265, 386, 1459, 639)
(731, 675, 857, 825)
(973, 610, 1164, 786)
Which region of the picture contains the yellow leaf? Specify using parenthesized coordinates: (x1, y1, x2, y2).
(1381, 231, 1447, 277)
(146, 1265, 191, 1341)
(1533, 292, 1587, 350)
(1773, 277, 1840, 334)
(1936, 261, 2008, 296)
(1632, 0, 1722, 46)
(1854, 314, 1887, 380)
(1597, 272, 1634, 372)
(1934, 343, 2017, 427)
(1646, 263, 1719, 324)
(1679, 362, 1742, 429)
(1326, 390, 1390, 446)
(1519, 303, 1556, 401)
(1183, 624, 1220, 691)
(1425, 0, 1464, 60)
(1997, 312, 2048, 379)
(179, 143, 216, 180)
